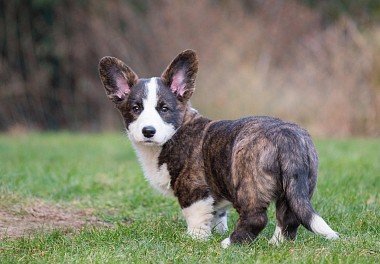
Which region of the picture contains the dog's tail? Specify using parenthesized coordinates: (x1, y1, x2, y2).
(279, 134, 339, 240)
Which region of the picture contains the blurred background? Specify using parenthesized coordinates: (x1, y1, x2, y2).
(0, 0, 379, 137)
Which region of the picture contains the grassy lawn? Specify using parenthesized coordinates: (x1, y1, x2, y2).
(0, 133, 379, 263)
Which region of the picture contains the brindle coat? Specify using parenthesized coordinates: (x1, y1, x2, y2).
(158, 112, 318, 243)
(98, 50, 338, 246)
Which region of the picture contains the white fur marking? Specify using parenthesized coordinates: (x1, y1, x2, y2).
(128, 78, 176, 145)
(310, 214, 339, 239)
(269, 225, 284, 245)
(182, 197, 214, 240)
(132, 143, 173, 196)
(211, 199, 230, 234)
(221, 237, 231, 249)
(212, 213, 228, 234)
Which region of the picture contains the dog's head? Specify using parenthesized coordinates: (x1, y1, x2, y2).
(99, 50, 198, 146)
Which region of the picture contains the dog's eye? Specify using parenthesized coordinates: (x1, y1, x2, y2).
(160, 105, 169, 112)
(132, 105, 141, 113)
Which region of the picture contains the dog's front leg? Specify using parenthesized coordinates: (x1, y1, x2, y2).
(212, 210, 228, 234)
(181, 196, 214, 240)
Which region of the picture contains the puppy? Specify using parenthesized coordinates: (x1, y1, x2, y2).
(98, 50, 338, 248)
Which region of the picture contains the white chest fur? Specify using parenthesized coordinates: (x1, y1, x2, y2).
(133, 143, 173, 196)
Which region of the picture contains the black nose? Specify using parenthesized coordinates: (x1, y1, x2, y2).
(142, 126, 156, 138)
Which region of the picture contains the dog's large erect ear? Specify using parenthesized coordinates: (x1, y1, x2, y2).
(161, 50, 198, 101)
(98, 57, 138, 104)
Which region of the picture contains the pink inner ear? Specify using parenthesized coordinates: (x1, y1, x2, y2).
(115, 77, 130, 99)
(170, 71, 186, 96)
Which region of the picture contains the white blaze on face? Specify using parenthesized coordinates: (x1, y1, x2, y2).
(128, 78, 176, 145)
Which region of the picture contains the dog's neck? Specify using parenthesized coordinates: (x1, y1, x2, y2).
(131, 142, 172, 195)
(130, 105, 209, 196)
(181, 103, 202, 124)
(132, 141, 161, 169)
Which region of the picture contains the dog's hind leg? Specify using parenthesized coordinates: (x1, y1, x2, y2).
(283, 169, 339, 240)
(279, 134, 339, 240)
(269, 197, 300, 245)
(221, 206, 269, 248)
(221, 141, 275, 248)
(220, 180, 272, 249)
(269, 224, 285, 245)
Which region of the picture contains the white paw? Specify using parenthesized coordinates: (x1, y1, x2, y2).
(269, 225, 284, 246)
(221, 237, 231, 249)
(325, 232, 339, 240)
(269, 236, 283, 246)
(187, 227, 211, 240)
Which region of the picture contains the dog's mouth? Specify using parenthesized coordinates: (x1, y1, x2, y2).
(127, 132, 160, 146)
(127, 131, 169, 146)
(141, 137, 171, 146)
(141, 139, 161, 146)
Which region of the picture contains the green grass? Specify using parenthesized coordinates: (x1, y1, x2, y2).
(0, 133, 379, 263)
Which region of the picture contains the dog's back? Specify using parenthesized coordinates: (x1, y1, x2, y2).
(202, 116, 338, 246)
(203, 116, 317, 205)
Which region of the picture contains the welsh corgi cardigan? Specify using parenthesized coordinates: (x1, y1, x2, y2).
(98, 50, 338, 248)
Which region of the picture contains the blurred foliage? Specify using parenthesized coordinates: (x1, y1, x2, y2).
(0, 0, 379, 136)
(301, 0, 380, 25)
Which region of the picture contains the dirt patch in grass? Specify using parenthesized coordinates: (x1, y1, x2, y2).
(0, 201, 112, 239)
